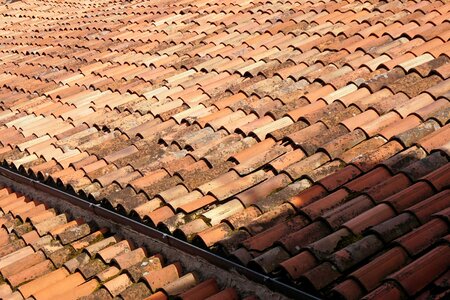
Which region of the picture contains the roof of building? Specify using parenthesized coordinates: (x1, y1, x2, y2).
(0, 185, 255, 300)
(0, 0, 449, 299)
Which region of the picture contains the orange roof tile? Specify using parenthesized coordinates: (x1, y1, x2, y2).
(0, 185, 253, 299)
(0, 0, 449, 299)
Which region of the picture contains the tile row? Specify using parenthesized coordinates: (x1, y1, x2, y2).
(0, 0, 448, 298)
(0, 186, 256, 300)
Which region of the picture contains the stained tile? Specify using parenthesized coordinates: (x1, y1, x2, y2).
(0, 1, 449, 299)
(388, 245, 449, 297)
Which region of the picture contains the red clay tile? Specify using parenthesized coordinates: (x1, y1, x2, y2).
(143, 263, 182, 292)
(395, 93, 435, 118)
(33, 272, 85, 300)
(1, 249, 45, 278)
(413, 98, 449, 122)
(380, 146, 427, 175)
(249, 246, 291, 274)
(65, 279, 99, 300)
(18, 268, 69, 298)
(308, 228, 354, 260)
(421, 163, 450, 191)
(406, 190, 450, 224)
(286, 100, 328, 122)
(280, 250, 318, 280)
(352, 88, 394, 111)
(345, 200, 394, 232)
(112, 247, 146, 269)
(6, 258, 54, 288)
(278, 221, 330, 255)
(179, 278, 219, 300)
(241, 214, 309, 252)
(208, 170, 271, 202)
(394, 120, 440, 148)
(388, 245, 449, 297)
(364, 282, 406, 300)
(323, 195, 375, 230)
(0, 2, 449, 299)
(224, 206, 262, 229)
(236, 174, 291, 207)
(146, 206, 175, 227)
(194, 223, 233, 249)
(331, 278, 365, 300)
(402, 151, 448, 180)
(268, 149, 306, 173)
(96, 265, 120, 282)
(202, 199, 245, 227)
(175, 218, 210, 241)
(352, 245, 409, 291)
(288, 184, 328, 210)
(379, 115, 422, 139)
(345, 166, 391, 192)
(366, 173, 412, 203)
(302, 261, 342, 291)
(321, 129, 367, 159)
(162, 272, 198, 295)
(397, 217, 448, 257)
(359, 111, 402, 137)
(383, 181, 435, 213)
(340, 109, 379, 132)
(205, 287, 238, 300)
(103, 273, 132, 296)
(301, 188, 348, 220)
(230, 138, 276, 164)
(97, 239, 133, 263)
(418, 123, 450, 153)
(144, 291, 168, 300)
(350, 141, 404, 172)
(283, 152, 330, 180)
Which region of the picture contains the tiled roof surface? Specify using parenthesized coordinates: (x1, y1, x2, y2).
(0, 0, 449, 298)
(0, 185, 255, 300)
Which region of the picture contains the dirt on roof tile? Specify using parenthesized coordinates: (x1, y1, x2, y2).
(0, 0, 449, 298)
(0, 185, 254, 299)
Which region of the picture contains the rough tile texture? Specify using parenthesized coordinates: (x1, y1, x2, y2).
(0, 185, 253, 300)
(0, 0, 448, 299)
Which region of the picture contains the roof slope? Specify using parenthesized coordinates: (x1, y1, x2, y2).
(0, 0, 449, 299)
(0, 185, 253, 300)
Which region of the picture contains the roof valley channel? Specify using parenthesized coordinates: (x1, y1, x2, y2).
(0, 171, 299, 300)
(0, 0, 449, 299)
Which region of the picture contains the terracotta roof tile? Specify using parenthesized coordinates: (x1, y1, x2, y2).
(0, 0, 449, 298)
(0, 185, 250, 299)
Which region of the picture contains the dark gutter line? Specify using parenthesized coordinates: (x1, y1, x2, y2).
(0, 166, 321, 300)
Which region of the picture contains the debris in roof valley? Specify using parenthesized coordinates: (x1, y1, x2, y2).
(0, 0, 449, 299)
(0, 183, 276, 300)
